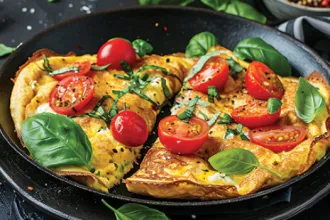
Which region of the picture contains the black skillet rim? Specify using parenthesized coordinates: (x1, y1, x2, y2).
(1, 5, 330, 208)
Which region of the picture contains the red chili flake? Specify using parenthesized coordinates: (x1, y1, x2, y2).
(164, 26, 168, 31)
(27, 186, 34, 191)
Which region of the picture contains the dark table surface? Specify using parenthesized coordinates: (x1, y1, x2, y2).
(1, 0, 330, 219)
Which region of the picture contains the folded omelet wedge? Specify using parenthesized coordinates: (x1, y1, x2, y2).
(10, 49, 194, 192)
(125, 48, 330, 199)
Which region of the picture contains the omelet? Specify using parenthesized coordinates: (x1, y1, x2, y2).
(125, 47, 330, 199)
(10, 49, 194, 192)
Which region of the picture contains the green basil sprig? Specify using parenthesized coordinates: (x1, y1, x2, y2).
(209, 148, 282, 178)
(132, 39, 154, 58)
(0, 43, 16, 57)
(102, 199, 169, 220)
(208, 86, 221, 103)
(43, 55, 53, 73)
(185, 32, 218, 58)
(226, 57, 243, 76)
(21, 113, 94, 172)
(201, 0, 266, 24)
(207, 111, 222, 126)
(177, 95, 200, 122)
(267, 98, 282, 114)
(199, 110, 209, 121)
(234, 37, 292, 77)
(295, 77, 326, 123)
(138, 0, 194, 6)
(136, 65, 182, 83)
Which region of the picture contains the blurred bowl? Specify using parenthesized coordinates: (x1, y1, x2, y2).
(263, 0, 330, 20)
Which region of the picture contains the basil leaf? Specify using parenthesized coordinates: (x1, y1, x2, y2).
(114, 74, 131, 80)
(218, 113, 233, 124)
(91, 64, 110, 71)
(224, 126, 239, 139)
(209, 148, 258, 175)
(184, 50, 227, 84)
(224, 1, 266, 24)
(120, 60, 134, 77)
(267, 98, 282, 114)
(21, 113, 94, 171)
(49, 66, 79, 76)
(102, 199, 169, 220)
(226, 57, 243, 75)
(177, 95, 200, 122)
(208, 86, 221, 103)
(209, 148, 281, 178)
(138, 0, 194, 6)
(0, 43, 15, 57)
(236, 124, 250, 141)
(161, 78, 171, 99)
(199, 110, 209, 121)
(234, 37, 292, 77)
(43, 55, 53, 73)
(295, 77, 326, 123)
(185, 32, 218, 58)
(208, 111, 222, 126)
(200, 0, 229, 11)
(132, 39, 153, 58)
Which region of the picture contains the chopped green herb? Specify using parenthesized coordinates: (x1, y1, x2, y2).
(114, 74, 131, 80)
(207, 111, 222, 126)
(49, 66, 79, 76)
(96, 171, 101, 176)
(218, 113, 234, 124)
(91, 64, 110, 71)
(161, 78, 171, 99)
(199, 110, 209, 121)
(43, 55, 53, 73)
(226, 57, 243, 76)
(224, 124, 249, 141)
(267, 98, 282, 114)
(208, 86, 221, 103)
(177, 96, 200, 123)
(120, 60, 134, 77)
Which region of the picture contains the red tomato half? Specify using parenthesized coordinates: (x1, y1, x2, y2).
(249, 126, 307, 153)
(231, 100, 281, 128)
(110, 110, 148, 147)
(49, 75, 94, 115)
(97, 38, 136, 70)
(245, 61, 284, 100)
(158, 116, 209, 155)
(188, 56, 229, 94)
(53, 61, 91, 81)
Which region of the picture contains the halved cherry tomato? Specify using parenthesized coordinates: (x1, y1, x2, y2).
(249, 126, 307, 153)
(110, 110, 148, 147)
(158, 116, 209, 154)
(188, 56, 229, 94)
(97, 38, 136, 70)
(245, 61, 284, 100)
(49, 75, 94, 115)
(231, 100, 281, 128)
(53, 61, 91, 81)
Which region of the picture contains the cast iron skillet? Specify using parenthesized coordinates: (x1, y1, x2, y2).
(1, 6, 330, 219)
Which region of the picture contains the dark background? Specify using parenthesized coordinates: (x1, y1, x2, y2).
(0, 0, 330, 219)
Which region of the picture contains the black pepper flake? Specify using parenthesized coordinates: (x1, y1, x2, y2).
(166, 58, 170, 63)
(113, 149, 118, 153)
(120, 148, 124, 152)
(202, 169, 209, 172)
(114, 163, 118, 169)
(209, 131, 213, 135)
(273, 161, 278, 166)
(196, 161, 200, 164)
